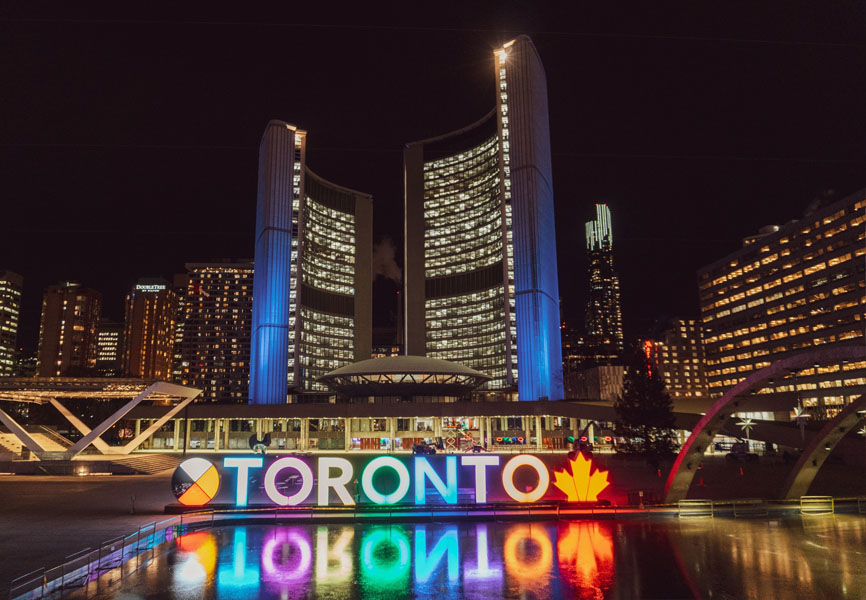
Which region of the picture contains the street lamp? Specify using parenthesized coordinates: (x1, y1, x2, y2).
(791, 404, 811, 442)
(736, 417, 756, 446)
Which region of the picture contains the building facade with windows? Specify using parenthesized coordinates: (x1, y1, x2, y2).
(36, 282, 102, 377)
(176, 261, 254, 402)
(122, 279, 178, 380)
(250, 121, 373, 404)
(698, 189, 866, 417)
(584, 204, 624, 359)
(642, 319, 709, 400)
(0, 270, 23, 377)
(95, 320, 123, 376)
(403, 35, 563, 401)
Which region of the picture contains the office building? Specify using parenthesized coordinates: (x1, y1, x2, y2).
(698, 189, 866, 417)
(95, 320, 123, 376)
(176, 261, 253, 402)
(249, 121, 373, 404)
(37, 282, 102, 376)
(403, 35, 564, 401)
(121, 279, 177, 379)
(584, 204, 624, 359)
(0, 270, 23, 376)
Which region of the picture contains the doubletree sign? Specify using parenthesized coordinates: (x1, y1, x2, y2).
(171, 453, 610, 507)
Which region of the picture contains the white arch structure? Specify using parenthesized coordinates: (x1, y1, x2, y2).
(664, 345, 864, 503)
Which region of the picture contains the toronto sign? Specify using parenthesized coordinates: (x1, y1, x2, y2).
(171, 453, 611, 507)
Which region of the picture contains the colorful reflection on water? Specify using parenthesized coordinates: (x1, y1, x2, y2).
(103, 516, 865, 599)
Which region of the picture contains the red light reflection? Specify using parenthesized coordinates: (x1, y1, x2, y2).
(557, 522, 615, 598)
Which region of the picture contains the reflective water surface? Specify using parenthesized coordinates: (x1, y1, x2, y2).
(81, 515, 865, 599)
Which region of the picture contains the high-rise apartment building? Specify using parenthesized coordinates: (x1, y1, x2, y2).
(177, 262, 254, 402)
(403, 36, 563, 401)
(0, 270, 23, 376)
(698, 189, 865, 417)
(644, 319, 709, 400)
(249, 122, 373, 404)
(584, 204, 624, 359)
(95, 320, 123, 376)
(121, 279, 177, 379)
(37, 282, 102, 377)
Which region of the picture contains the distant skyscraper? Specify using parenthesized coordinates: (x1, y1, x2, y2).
(0, 270, 23, 376)
(584, 204, 624, 358)
(403, 36, 564, 401)
(121, 278, 177, 379)
(250, 121, 373, 404)
(177, 261, 253, 402)
(37, 282, 102, 377)
(96, 320, 123, 376)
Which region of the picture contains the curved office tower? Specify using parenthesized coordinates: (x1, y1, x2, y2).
(251, 121, 372, 404)
(404, 35, 564, 401)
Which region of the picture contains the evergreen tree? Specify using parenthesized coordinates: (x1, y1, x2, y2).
(614, 344, 679, 457)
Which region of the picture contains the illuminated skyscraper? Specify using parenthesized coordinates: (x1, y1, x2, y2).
(250, 121, 373, 404)
(584, 204, 624, 359)
(177, 261, 253, 402)
(37, 282, 102, 377)
(404, 36, 564, 401)
(0, 270, 23, 376)
(121, 278, 178, 379)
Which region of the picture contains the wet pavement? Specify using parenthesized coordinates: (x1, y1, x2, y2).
(68, 515, 866, 600)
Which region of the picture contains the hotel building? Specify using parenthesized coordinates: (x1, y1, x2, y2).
(698, 189, 866, 417)
(249, 121, 373, 404)
(36, 282, 102, 377)
(121, 278, 178, 379)
(176, 261, 253, 403)
(403, 35, 563, 401)
(0, 270, 23, 376)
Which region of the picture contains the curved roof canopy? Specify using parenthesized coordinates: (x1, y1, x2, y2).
(319, 356, 490, 397)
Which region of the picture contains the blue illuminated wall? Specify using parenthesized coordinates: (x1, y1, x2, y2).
(249, 121, 295, 404)
(503, 36, 564, 401)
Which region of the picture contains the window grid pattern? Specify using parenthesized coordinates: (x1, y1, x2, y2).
(698, 194, 865, 416)
(297, 306, 354, 392)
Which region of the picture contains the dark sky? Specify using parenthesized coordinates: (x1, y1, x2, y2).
(2, 2, 864, 354)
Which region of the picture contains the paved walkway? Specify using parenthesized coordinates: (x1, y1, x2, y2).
(0, 474, 173, 596)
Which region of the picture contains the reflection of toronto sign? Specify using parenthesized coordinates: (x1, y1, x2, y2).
(171, 454, 610, 507)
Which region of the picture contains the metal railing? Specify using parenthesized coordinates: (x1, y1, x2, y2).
(800, 495, 834, 515)
(677, 499, 714, 518)
(7, 515, 215, 600)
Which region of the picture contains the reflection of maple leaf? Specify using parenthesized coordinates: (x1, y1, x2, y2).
(553, 453, 610, 502)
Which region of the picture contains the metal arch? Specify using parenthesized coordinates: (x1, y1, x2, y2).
(664, 345, 864, 503)
(780, 394, 865, 499)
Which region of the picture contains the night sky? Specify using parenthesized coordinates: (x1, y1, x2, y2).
(2, 3, 864, 354)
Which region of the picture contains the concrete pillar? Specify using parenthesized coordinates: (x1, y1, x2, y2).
(183, 418, 191, 453)
(173, 419, 180, 451)
(134, 419, 141, 438)
(434, 418, 442, 439)
(535, 416, 543, 451)
(223, 420, 230, 450)
(256, 418, 263, 440)
(571, 418, 579, 448)
(213, 419, 220, 452)
(300, 418, 308, 451)
(390, 417, 397, 452)
(524, 417, 531, 449)
(344, 418, 351, 451)
(587, 422, 595, 445)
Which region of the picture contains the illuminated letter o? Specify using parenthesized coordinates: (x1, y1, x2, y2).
(502, 455, 550, 503)
(264, 457, 314, 506)
(361, 457, 410, 504)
